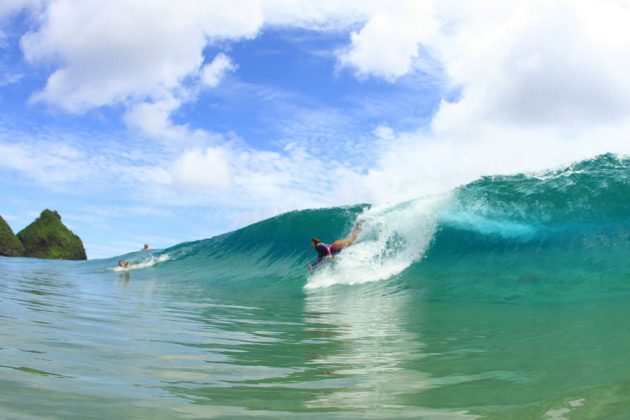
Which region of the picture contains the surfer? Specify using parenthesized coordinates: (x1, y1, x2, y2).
(118, 260, 133, 269)
(143, 244, 150, 251)
(309, 221, 363, 270)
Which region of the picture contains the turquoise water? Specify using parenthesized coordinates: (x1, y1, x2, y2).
(2, 154, 630, 418)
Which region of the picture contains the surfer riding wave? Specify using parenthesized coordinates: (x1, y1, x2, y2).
(309, 221, 363, 270)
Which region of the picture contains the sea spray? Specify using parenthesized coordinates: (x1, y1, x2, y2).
(110, 253, 171, 272)
(306, 194, 448, 288)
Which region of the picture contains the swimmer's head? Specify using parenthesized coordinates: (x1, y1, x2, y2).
(118, 260, 125, 267)
(311, 237, 321, 248)
(143, 244, 149, 250)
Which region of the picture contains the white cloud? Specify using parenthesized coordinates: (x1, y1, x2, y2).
(7, 0, 630, 238)
(165, 143, 338, 213)
(337, 1, 436, 81)
(0, 121, 333, 218)
(0, 141, 91, 184)
(201, 53, 235, 88)
(21, 0, 263, 114)
(123, 95, 192, 140)
(329, 0, 630, 204)
(260, 0, 369, 29)
(0, 127, 172, 192)
(431, 0, 630, 132)
(14, 1, 403, 138)
(171, 147, 231, 190)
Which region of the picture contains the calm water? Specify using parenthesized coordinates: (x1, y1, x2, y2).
(2, 258, 630, 419)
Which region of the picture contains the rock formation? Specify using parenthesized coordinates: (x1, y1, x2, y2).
(0, 215, 24, 257)
(17, 209, 87, 260)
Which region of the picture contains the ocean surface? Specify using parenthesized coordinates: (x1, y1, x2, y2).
(2, 154, 630, 419)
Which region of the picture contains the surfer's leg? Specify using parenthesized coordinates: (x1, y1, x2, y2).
(346, 220, 363, 245)
(332, 221, 364, 250)
(345, 220, 363, 246)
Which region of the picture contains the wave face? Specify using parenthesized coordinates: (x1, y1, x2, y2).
(107, 154, 630, 300)
(421, 153, 630, 301)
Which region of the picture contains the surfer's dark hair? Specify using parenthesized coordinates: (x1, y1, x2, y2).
(311, 237, 321, 245)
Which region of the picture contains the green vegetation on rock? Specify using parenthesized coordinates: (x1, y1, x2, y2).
(0, 215, 24, 257)
(17, 210, 87, 260)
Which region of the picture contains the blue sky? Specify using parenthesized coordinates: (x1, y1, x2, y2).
(2, 1, 630, 258)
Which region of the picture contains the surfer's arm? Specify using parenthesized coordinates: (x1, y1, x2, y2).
(309, 256, 324, 270)
(309, 253, 335, 269)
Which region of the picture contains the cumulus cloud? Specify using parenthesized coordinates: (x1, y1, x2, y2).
(21, 0, 263, 114)
(122, 93, 214, 141)
(337, 1, 436, 81)
(431, 0, 630, 132)
(200, 53, 236, 88)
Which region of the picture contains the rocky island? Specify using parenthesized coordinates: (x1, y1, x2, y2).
(0, 215, 24, 257)
(0, 209, 87, 260)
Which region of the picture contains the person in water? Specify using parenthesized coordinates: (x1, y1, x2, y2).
(309, 221, 363, 270)
(118, 260, 132, 269)
(143, 244, 150, 251)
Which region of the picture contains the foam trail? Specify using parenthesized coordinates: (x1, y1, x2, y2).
(306, 194, 448, 289)
(111, 253, 170, 272)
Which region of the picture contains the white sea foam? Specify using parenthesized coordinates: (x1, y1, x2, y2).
(306, 194, 448, 289)
(111, 253, 170, 272)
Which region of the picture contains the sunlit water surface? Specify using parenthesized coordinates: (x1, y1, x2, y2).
(2, 256, 630, 419)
